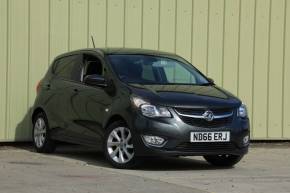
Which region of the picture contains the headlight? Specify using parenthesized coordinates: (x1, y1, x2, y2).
(131, 96, 148, 107)
(238, 103, 248, 118)
(131, 96, 171, 118)
(140, 104, 171, 118)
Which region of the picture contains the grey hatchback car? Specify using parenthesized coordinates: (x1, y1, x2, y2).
(31, 48, 250, 169)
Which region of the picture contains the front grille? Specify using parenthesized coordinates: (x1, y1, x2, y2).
(179, 116, 233, 128)
(174, 142, 236, 152)
(175, 107, 234, 128)
(175, 107, 233, 116)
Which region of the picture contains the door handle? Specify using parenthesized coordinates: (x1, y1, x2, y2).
(73, 88, 79, 92)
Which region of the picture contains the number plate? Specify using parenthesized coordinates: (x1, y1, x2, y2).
(190, 131, 230, 142)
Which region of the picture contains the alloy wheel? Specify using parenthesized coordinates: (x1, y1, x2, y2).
(107, 127, 134, 164)
(34, 117, 47, 148)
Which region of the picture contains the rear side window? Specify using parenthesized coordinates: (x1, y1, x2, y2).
(54, 55, 82, 81)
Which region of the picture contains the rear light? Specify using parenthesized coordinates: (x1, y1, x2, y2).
(36, 80, 41, 93)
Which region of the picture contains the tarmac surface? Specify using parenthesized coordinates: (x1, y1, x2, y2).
(0, 143, 289, 193)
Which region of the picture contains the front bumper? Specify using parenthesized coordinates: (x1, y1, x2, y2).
(130, 109, 250, 157)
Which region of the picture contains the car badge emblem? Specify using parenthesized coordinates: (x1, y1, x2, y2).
(202, 110, 214, 122)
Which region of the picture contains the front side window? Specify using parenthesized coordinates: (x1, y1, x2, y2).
(108, 54, 209, 85)
(83, 54, 103, 79)
(54, 55, 82, 81)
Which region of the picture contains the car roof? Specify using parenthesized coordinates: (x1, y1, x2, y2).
(54, 48, 177, 61)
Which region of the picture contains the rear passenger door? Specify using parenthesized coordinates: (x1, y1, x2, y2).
(49, 54, 84, 141)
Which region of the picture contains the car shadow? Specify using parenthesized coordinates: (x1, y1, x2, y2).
(16, 143, 231, 171)
(13, 107, 34, 142)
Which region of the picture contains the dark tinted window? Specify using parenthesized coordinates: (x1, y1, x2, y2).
(83, 54, 103, 76)
(54, 55, 82, 81)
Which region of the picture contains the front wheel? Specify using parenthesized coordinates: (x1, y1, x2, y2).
(104, 121, 139, 169)
(203, 154, 244, 167)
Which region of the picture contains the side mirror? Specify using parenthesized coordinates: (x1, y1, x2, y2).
(84, 74, 107, 87)
(208, 78, 215, 84)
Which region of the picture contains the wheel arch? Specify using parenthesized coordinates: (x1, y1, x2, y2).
(32, 107, 46, 123)
(104, 114, 129, 129)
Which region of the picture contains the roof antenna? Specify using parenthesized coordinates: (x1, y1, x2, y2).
(91, 35, 96, 48)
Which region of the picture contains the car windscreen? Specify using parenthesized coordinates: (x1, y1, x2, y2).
(107, 54, 209, 85)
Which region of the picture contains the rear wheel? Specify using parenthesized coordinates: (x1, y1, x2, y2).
(32, 112, 55, 153)
(203, 154, 243, 167)
(104, 121, 139, 169)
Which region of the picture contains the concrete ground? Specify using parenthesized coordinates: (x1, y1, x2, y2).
(0, 143, 289, 193)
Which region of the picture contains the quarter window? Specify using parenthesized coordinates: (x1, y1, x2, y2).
(54, 55, 82, 81)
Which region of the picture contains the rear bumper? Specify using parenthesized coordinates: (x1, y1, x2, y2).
(130, 110, 250, 157)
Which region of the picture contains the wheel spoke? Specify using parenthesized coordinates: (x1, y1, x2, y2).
(37, 119, 43, 129)
(40, 119, 44, 129)
(36, 129, 45, 135)
(34, 129, 39, 136)
(125, 132, 131, 142)
(123, 148, 133, 160)
(40, 135, 45, 144)
(119, 148, 125, 163)
(36, 136, 41, 147)
(110, 147, 119, 158)
(120, 127, 126, 141)
(35, 120, 40, 129)
(112, 130, 121, 142)
(34, 136, 38, 146)
(107, 141, 120, 147)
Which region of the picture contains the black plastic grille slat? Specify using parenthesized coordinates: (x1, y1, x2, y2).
(174, 107, 234, 128)
(175, 107, 233, 116)
(179, 116, 233, 128)
(175, 142, 236, 152)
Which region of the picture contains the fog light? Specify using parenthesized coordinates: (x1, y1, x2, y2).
(243, 135, 250, 145)
(143, 135, 165, 146)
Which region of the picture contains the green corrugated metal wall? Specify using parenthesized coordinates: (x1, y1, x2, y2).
(0, 0, 289, 141)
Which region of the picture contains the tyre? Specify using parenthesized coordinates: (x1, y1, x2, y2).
(32, 112, 56, 153)
(104, 121, 139, 169)
(203, 154, 243, 167)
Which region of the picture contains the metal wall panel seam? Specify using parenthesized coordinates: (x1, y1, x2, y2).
(190, 0, 194, 63)
(48, 0, 51, 65)
(5, 0, 9, 139)
(174, 0, 177, 54)
(266, 0, 272, 138)
(27, 0, 31, 111)
(281, 0, 287, 138)
(221, 0, 226, 87)
(87, 0, 90, 47)
(206, 0, 210, 75)
(157, 0, 161, 50)
(105, 0, 108, 47)
(141, 0, 143, 48)
(123, 0, 126, 48)
(68, 0, 70, 51)
(237, 0, 242, 96)
(251, 0, 257, 138)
